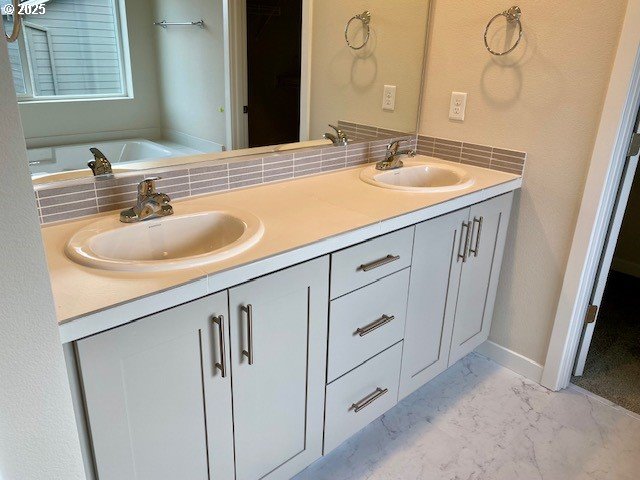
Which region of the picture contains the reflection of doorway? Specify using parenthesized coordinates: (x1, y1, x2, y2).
(571, 131, 640, 413)
(245, 0, 302, 148)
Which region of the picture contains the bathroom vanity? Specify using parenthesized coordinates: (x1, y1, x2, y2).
(45, 159, 521, 480)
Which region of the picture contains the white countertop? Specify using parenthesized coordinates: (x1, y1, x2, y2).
(41, 158, 522, 342)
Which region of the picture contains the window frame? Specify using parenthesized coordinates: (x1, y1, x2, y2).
(12, 0, 133, 104)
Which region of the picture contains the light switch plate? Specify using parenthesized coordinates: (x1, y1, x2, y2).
(383, 85, 397, 111)
(449, 92, 467, 121)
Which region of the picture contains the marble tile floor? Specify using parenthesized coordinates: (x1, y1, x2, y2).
(294, 353, 640, 480)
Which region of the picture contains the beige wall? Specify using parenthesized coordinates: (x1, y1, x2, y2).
(309, 0, 429, 139)
(0, 42, 85, 480)
(419, 0, 627, 364)
(152, 0, 227, 148)
(19, 0, 162, 145)
(613, 169, 640, 277)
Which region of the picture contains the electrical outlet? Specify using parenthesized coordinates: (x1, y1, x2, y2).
(383, 85, 397, 111)
(449, 92, 467, 121)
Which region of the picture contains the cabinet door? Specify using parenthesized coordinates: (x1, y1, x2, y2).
(399, 208, 469, 399)
(449, 193, 514, 365)
(229, 256, 329, 480)
(77, 292, 234, 480)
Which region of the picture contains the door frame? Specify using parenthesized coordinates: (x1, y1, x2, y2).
(299, 0, 312, 141)
(223, 0, 248, 150)
(223, 0, 312, 150)
(541, 0, 640, 391)
(572, 152, 639, 376)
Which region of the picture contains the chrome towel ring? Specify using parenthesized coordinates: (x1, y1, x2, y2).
(345, 11, 371, 50)
(484, 6, 523, 56)
(3, 0, 22, 43)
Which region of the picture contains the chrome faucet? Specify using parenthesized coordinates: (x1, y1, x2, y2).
(88, 148, 113, 177)
(375, 140, 416, 171)
(323, 124, 349, 146)
(120, 177, 173, 223)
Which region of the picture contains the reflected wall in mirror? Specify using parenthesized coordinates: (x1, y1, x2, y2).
(2, 0, 430, 185)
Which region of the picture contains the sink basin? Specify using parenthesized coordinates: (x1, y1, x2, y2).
(360, 158, 475, 192)
(66, 209, 264, 272)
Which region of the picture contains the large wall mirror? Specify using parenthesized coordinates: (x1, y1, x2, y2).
(2, 0, 430, 186)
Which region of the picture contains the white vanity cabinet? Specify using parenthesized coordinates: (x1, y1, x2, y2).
(400, 192, 514, 399)
(448, 193, 513, 365)
(76, 257, 329, 480)
(76, 291, 235, 480)
(71, 192, 517, 479)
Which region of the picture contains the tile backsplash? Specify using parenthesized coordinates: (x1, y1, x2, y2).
(416, 135, 526, 176)
(35, 126, 526, 225)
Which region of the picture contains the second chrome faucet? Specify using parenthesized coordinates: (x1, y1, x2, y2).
(376, 140, 416, 171)
(323, 124, 349, 146)
(120, 177, 173, 223)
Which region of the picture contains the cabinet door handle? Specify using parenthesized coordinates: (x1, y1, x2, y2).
(468, 216, 484, 258)
(457, 221, 471, 263)
(212, 315, 227, 378)
(241, 304, 254, 365)
(355, 314, 394, 337)
(359, 254, 400, 272)
(351, 387, 388, 413)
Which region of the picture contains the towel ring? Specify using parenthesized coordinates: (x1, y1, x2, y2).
(345, 11, 371, 50)
(484, 6, 523, 56)
(3, 0, 22, 43)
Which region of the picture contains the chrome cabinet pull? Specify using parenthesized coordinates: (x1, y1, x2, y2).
(468, 216, 484, 257)
(351, 387, 388, 413)
(457, 222, 471, 263)
(212, 315, 227, 378)
(355, 314, 394, 337)
(359, 254, 400, 272)
(241, 305, 254, 365)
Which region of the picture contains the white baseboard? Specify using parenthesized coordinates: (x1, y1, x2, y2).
(475, 340, 544, 383)
(611, 258, 640, 278)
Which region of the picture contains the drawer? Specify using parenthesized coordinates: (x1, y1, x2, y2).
(327, 268, 409, 382)
(324, 342, 402, 454)
(330, 227, 414, 299)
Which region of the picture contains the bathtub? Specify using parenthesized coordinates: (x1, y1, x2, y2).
(28, 139, 200, 183)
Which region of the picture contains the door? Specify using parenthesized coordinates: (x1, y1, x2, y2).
(574, 143, 640, 375)
(229, 256, 329, 480)
(245, 0, 303, 147)
(399, 208, 469, 400)
(76, 292, 234, 480)
(449, 193, 514, 365)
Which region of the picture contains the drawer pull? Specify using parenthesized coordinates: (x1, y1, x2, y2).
(355, 314, 394, 337)
(359, 254, 400, 272)
(351, 387, 389, 413)
(212, 315, 227, 378)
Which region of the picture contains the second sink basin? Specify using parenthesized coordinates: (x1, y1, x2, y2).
(360, 157, 475, 193)
(66, 209, 264, 272)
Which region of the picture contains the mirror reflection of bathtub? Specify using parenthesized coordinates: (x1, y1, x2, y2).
(29, 139, 203, 184)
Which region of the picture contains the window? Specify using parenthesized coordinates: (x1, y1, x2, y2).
(2, 0, 129, 101)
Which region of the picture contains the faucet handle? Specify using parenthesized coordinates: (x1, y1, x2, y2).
(328, 124, 340, 135)
(138, 177, 161, 196)
(328, 124, 348, 144)
(386, 140, 401, 155)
